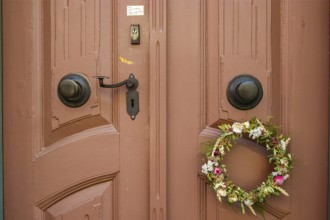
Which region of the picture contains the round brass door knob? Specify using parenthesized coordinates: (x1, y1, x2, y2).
(226, 74, 263, 110)
(57, 73, 91, 108)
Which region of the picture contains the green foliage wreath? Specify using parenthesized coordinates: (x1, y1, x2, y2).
(201, 117, 293, 215)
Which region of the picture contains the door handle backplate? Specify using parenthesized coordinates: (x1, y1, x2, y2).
(95, 74, 139, 120)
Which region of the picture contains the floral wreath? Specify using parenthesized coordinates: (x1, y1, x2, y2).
(201, 117, 293, 215)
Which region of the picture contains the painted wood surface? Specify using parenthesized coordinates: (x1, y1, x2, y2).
(2, 0, 329, 219)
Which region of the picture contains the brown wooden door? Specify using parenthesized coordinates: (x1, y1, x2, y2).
(166, 0, 329, 220)
(3, 0, 151, 219)
(3, 0, 329, 220)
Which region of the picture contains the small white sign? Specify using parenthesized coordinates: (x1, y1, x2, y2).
(127, 5, 144, 16)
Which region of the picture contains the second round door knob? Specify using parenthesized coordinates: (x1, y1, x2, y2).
(236, 80, 259, 104)
(226, 74, 263, 110)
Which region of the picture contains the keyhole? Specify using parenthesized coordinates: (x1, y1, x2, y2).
(131, 99, 135, 108)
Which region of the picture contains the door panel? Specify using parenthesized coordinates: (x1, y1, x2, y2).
(44, 180, 115, 220)
(218, 0, 271, 121)
(43, 0, 114, 145)
(50, 0, 103, 128)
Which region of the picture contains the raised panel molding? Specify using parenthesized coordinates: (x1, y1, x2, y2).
(36, 124, 118, 158)
(32, 0, 119, 149)
(35, 173, 118, 220)
(201, 0, 272, 123)
(50, 0, 101, 128)
(218, 0, 272, 122)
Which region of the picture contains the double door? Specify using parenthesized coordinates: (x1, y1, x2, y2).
(3, 0, 329, 219)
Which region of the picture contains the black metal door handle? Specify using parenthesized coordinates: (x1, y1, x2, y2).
(226, 74, 263, 110)
(95, 74, 139, 120)
(58, 73, 91, 108)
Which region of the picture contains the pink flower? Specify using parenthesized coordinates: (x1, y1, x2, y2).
(214, 167, 221, 175)
(273, 175, 285, 185)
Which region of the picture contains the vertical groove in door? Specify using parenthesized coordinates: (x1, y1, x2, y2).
(199, 0, 206, 130)
(328, 2, 330, 219)
(0, 0, 3, 218)
(156, 41, 160, 199)
(151, 0, 156, 31)
(63, 0, 69, 61)
(80, 0, 86, 57)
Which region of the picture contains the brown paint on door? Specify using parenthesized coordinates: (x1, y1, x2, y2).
(167, 0, 328, 220)
(3, 0, 329, 220)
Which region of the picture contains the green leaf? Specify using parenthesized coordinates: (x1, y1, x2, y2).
(201, 139, 216, 157)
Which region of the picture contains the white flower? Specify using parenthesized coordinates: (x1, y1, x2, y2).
(228, 196, 238, 203)
(201, 163, 208, 174)
(232, 122, 243, 134)
(272, 171, 279, 176)
(249, 127, 264, 139)
(280, 138, 290, 151)
(214, 182, 226, 189)
(216, 193, 222, 202)
(280, 140, 287, 151)
(217, 189, 227, 197)
(243, 121, 250, 129)
(284, 174, 289, 180)
(207, 160, 214, 171)
(244, 199, 254, 206)
(201, 161, 215, 174)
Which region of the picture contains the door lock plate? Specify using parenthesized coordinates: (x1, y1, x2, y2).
(95, 74, 139, 120)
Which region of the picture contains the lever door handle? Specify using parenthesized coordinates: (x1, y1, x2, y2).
(95, 74, 139, 120)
